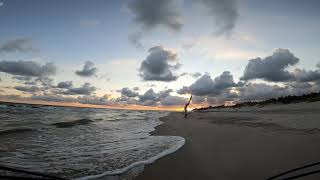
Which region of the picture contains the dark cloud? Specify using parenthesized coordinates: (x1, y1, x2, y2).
(197, 0, 238, 34)
(191, 95, 206, 104)
(177, 86, 190, 95)
(0, 38, 38, 53)
(118, 87, 139, 97)
(137, 88, 174, 106)
(0, 60, 56, 77)
(241, 49, 299, 82)
(136, 88, 167, 106)
(75, 61, 98, 77)
(184, 71, 236, 96)
(139, 46, 180, 81)
(160, 95, 187, 106)
(14, 86, 41, 93)
(237, 83, 288, 101)
(57, 81, 73, 89)
(127, 0, 183, 31)
(61, 83, 96, 95)
(284, 82, 314, 96)
(293, 68, 320, 82)
(212, 71, 236, 92)
(189, 74, 214, 96)
(14, 77, 54, 89)
(128, 32, 144, 49)
(78, 95, 110, 105)
(157, 89, 173, 100)
(139, 88, 158, 102)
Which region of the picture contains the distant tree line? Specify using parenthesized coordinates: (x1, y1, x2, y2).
(194, 92, 320, 111)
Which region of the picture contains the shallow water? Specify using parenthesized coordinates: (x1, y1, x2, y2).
(0, 103, 184, 179)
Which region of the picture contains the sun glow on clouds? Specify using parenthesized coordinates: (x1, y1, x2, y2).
(183, 32, 265, 61)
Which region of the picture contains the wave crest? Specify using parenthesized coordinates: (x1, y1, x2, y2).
(52, 119, 93, 128)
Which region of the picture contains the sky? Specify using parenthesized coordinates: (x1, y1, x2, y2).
(0, 0, 320, 110)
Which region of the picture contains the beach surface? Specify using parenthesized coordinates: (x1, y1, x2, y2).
(137, 102, 320, 180)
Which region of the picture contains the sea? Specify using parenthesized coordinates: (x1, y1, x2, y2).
(0, 103, 185, 179)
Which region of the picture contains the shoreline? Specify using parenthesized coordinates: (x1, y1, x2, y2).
(136, 102, 320, 180)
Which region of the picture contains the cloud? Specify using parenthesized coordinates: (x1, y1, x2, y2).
(160, 95, 187, 106)
(31, 95, 77, 103)
(75, 61, 98, 77)
(284, 82, 314, 95)
(182, 71, 236, 96)
(241, 49, 299, 82)
(293, 68, 320, 82)
(180, 72, 202, 78)
(0, 60, 56, 77)
(118, 87, 139, 97)
(127, 0, 183, 31)
(13, 77, 55, 94)
(237, 83, 288, 101)
(212, 71, 236, 92)
(77, 95, 110, 105)
(139, 88, 158, 102)
(157, 89, 173, 100)
(189, 74, 214, 96)
(191, 95, 206, 104)
(30, 94, 112, 105)
(14, 86, 41, 93)
(197, 0, 238, 35)
(60, 83, 96, 95)
(13, 76, 32, 81)
(139, 46, 180, 81)
(35, 77, 54, 88)
(57, 81, 73, 89)
(135, 88, 175, 106)
(0, 38, 38, 53)
(128, 32, 144, 49)
(177, 86, 190, 95)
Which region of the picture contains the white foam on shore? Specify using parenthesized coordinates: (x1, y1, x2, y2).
(75, 136, 185, 180)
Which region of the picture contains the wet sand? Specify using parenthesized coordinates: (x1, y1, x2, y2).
(136, 102, 320, 180)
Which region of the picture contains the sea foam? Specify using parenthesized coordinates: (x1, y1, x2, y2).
(76, 136, 185, 180)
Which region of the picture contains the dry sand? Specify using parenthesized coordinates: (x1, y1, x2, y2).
(136, 102, 320, 180)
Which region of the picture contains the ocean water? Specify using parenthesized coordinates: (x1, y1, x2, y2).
(0, 103, 185, 179)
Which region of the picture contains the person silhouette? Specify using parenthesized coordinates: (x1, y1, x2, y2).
(184, 95, 192, 118)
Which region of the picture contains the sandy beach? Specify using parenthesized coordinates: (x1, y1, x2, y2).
(137, 102, 320, 180)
